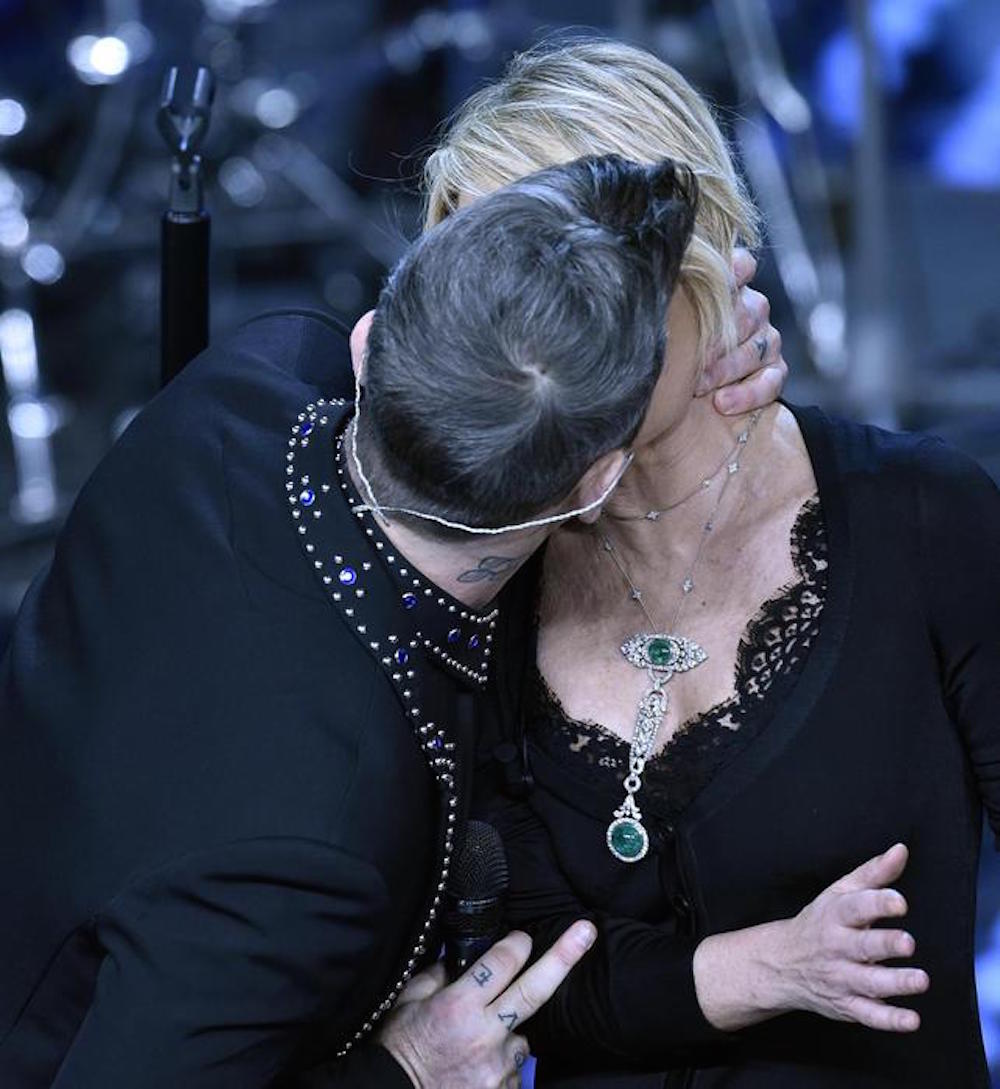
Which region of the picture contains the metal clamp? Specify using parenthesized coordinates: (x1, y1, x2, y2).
(157, 67, 215, 215)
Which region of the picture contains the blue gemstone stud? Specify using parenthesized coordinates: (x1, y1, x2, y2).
(429, 737, 444, 750)
(394, 648, 410, 665)
(299, 421, 314, 437)
(402, 592, 418, 610)
(338, 566, 357, 586)
(447, 628, 461, 645)
(299, 488, 316, 507)
(468, 634, 481, 650)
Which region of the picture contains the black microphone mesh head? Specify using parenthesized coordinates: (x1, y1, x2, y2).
(448, 820, 509, 900)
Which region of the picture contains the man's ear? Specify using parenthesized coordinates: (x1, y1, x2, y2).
(575, 448, 631, 524)
(350, 310, 376, 381)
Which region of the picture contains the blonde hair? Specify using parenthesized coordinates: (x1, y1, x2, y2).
(423, 38, 760, 356)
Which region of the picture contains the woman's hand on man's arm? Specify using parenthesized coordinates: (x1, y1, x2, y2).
(694, 843, 930, 1034)
(698, 248, 787, 415)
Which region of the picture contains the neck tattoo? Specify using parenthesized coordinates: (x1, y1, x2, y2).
(456, 554, 526, 584)
(597, 410, 762, 863)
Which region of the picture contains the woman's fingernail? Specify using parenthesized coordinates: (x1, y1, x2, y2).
(900, 1010, 920, 1031)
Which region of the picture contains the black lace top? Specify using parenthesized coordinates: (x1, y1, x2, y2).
(527, 496, 828, 823)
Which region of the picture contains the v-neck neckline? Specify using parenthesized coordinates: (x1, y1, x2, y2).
(509, 402, 855, 836)
(531, 494, 825, 761)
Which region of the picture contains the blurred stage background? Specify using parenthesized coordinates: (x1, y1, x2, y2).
(0, 0, 998, 1077)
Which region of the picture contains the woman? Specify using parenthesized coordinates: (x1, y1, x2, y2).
(425, 40, 1000, 1087)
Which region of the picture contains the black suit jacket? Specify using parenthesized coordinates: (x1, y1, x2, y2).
(0, 311, 497, 1087)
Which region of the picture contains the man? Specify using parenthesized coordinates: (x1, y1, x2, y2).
(0, 154, 781, 1087)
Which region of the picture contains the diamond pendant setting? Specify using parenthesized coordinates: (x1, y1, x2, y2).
(621, 633, 707, 676)
(607, 632, 707, 864)
(607, 813, 649, 862)
(599, 411, 761, 865)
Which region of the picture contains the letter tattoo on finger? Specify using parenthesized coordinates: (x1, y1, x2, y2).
(515, 1051, 527, 1069)
(472, 964, 493, 987)
(754, 335, 768, 363)
(497, 1010, 519, 1031)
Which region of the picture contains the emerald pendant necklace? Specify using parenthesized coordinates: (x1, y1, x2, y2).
(598, 411, 761, 863)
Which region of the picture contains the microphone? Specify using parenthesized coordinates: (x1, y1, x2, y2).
(444, 820, 509, 981)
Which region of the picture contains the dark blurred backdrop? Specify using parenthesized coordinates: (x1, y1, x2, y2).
(1, 0, 999, 1076)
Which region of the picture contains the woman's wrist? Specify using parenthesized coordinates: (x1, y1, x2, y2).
(692, 919, 792, 1031)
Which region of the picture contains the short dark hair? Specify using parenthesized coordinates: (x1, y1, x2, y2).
(357, 154, 697, 538)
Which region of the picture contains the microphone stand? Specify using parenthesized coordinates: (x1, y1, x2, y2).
(157, 66, 214, 388)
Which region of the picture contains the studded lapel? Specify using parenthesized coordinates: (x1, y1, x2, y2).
(285, 397, 498, 1055)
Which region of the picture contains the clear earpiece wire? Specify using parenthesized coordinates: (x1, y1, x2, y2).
(348, 372, 633, 537)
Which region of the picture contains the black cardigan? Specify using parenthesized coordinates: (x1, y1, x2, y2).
(480, 404, 1000, 1088)
(0, 311, 495, 1088)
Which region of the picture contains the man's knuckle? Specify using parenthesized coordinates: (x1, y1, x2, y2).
(515, 979, 540, 1011)
(438, 990, 468, 1024)
(489, 946, 520, 978)
(554, 938, 582, 970)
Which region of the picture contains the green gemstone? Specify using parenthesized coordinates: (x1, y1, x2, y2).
(647, 638, 675, 668)
(609, 820, 646, 859)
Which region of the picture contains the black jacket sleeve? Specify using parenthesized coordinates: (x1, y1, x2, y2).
(915, 438, 1000, 843)
(49, 837, 411, 1089)
(482, 792, 732, 1068)
(289, 1046, 410, 1089)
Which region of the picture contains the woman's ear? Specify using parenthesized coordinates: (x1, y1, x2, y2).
(350, 310, 376, 381)
(575, 449, 631, 524)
